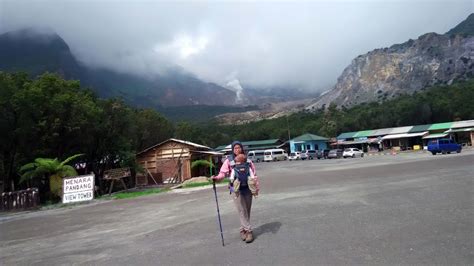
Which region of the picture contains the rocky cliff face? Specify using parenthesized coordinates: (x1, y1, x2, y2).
(307, 28, 474, 111)
(216, 98, 313, 125)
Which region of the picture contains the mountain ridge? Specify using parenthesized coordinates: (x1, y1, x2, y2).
(305, 13, 474, 111)
(0, 28, 238, 108)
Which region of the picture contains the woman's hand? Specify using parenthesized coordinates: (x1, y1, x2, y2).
(211, 175, 221, 181)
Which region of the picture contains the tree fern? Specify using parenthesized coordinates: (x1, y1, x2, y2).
(18, 154, 83, 199)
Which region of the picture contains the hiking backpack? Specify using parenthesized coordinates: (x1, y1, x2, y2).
(229, 159, 251, 190)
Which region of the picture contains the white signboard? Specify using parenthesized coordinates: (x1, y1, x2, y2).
(62, 174, 95, 204)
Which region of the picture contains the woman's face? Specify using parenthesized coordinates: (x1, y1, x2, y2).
(233, 145, 242, 155)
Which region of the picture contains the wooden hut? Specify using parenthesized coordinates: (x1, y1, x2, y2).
(136, 138, 223, 186)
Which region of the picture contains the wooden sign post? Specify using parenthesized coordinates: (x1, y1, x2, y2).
(104, 168, 131, 195)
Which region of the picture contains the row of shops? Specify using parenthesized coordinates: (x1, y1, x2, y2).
(213, 120, 474, 154)
(214, 134, 330, 154)
(335, 120, 474, 152)
(135, 120, 473, 185)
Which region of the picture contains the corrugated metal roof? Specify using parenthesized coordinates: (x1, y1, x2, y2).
(339, 139, 370, 145)
(409, 124, 431, 133)
(387, 126, 413, 135)
(451, 120, 474, 128)
(214, 145, 228, 150)
(337, 120, 473, 140)
(247, 145, 283, 150)
(242, 139, 281, 145)
(193, 151, 224, 155)
(445, 127, 474, 133)
(214, 139, 281, 151)
(354, 130, 373, 137)
(170, 138, 211, 149)
(381, 131, 428, 140)
(292, 133, 329, 142)
(137, 138, 211, 155)
(337, 132, 358, 139)
(429, 122, 453, 130)
(422, 133, 448, 139)
(370, 128, 396, 136)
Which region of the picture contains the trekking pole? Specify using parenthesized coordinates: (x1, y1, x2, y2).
(212, 180, 225, 246)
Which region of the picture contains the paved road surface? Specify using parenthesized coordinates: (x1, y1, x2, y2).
(1, 150, 473, 265)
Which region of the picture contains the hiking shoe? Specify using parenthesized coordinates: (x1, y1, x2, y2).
(245, 231, 254, 243)
(240, 231, 247, 241)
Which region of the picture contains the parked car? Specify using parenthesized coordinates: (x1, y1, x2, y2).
(317, 149, 330, 159)
(327, 149, 343, 159)
(264, 148, 288, 162)
(305, 150, 318, 160)
(288, 152, 301, 161)
(247, 150, 265, 162)
(427, 138, 462, 155)
(343, 148, 364, 158)
(299, 151, 308, 160)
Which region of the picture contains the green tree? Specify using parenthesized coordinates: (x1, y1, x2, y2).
(82, 99, 137, 191)
(0, 72, 101, 192)
(19, 154, 83, 201)
(0, 72, 30, 191)
(175, 121, 203, 143)
(133, 108, 173, 151)
(320, 104, 340, 137)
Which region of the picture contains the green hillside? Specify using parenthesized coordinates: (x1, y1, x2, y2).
(447, 13, 474, 36)
(195, 79, 474, 148)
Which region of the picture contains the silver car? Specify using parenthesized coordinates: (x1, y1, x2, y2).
(343, 148, 364, 158)
(327, 149, 343, 159)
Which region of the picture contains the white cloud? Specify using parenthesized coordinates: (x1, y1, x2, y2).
(154, 33, 210, 60)
(1, 0, 472, 92)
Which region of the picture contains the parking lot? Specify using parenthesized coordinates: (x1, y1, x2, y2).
(1, 149, 473, 265)
(257, 149, 466, 173)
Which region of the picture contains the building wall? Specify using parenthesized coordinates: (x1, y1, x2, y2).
(290, 140, 328, 153)
(384, 137, 424, 151)
(136, 141, 193, 183)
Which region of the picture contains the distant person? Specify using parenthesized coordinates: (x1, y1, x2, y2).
(212, 141, 260, 243)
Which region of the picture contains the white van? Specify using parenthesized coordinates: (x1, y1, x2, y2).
(247, 150, 265, 163)
(264, 149, 288, 162)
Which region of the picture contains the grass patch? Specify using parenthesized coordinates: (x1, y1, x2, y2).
(113, 188, 169, 199)
(182, 182, 213, 188)
(182, 178, 230, 188)
(32, 188, 170, 209)
(39, 179, 229, 204)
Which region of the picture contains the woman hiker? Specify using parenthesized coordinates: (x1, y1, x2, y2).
(212, 141, 260, 243)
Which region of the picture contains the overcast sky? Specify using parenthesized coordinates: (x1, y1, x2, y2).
(0, 0, 472, 92)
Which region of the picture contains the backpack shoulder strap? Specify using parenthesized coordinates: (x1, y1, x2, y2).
(242, 162, 250, 176)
